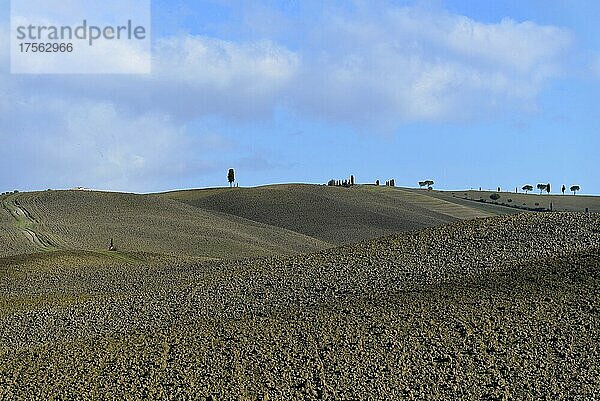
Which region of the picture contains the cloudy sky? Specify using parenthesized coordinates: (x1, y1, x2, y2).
(1, 0, 599, 193)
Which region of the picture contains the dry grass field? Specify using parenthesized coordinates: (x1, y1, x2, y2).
(0, 185, 599, 399)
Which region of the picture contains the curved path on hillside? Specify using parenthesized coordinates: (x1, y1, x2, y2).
(393, 188, 496, 219)
(1, 195, 56, 251)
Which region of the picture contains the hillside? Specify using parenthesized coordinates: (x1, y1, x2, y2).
(1, 212, 598, 398)
(448, 189, 600, 212)
(2, 184, 597, 261)
(162, 184, 518, 245)
(0, 190, 329, 259)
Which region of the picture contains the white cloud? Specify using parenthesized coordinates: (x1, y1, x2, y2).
(0, 3, 581, 191)
(0, 5, 573, 127)
(8, 35, 301, 121)
(0, 98, 220, 192)
(293, 6, 573, 127)
(59, 103, 189, 186)
(9, 0, 151, 74)
(144, 35, 300, 119)
(390, 10, 571, 73)
(154, 35, 298, 87)
(0, 25, 299, 191)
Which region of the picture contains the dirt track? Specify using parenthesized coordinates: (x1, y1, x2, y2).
(1, 194, 56, 251)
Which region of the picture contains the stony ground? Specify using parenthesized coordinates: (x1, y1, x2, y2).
(0, 212, 599, 399)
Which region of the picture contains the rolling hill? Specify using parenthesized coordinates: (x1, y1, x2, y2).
(0, 184, 521, 260)
(161, 184, 520, 245)
(2, 184, 597, 261)
(0, 190, 329, 260)
(1, 212, 598, 398)
(1, 184, 599, 398)
(452, 189, 600, 212)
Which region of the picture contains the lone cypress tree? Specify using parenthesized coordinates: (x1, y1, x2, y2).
(227, 169, 235, 187)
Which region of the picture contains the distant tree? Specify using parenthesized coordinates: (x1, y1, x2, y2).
(537, 183, 548, 194)
(350, 175, 355, 186)
(376, 179, 380, 186)
(570, 185, 580, 195)
(389, 179, 395, 187)
(562, 185, 566, 195)
(546, 183, 551, 194)
(522, 185, 533, 194)
(227, 169, 235, 187)
(327, 179, 335, 186)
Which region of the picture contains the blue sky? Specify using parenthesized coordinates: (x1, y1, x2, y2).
(1, 0, 599, 193)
